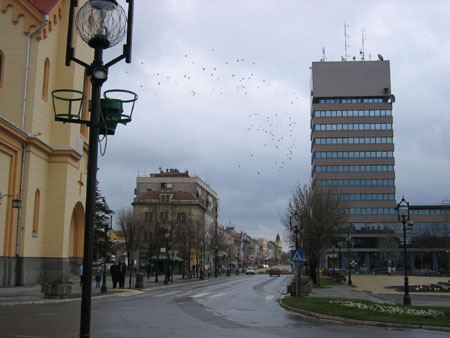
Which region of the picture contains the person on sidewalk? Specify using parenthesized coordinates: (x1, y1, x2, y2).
(118, 260, 127, 288)
(95, 270, 101, 288)
(110, 261, 120, 288)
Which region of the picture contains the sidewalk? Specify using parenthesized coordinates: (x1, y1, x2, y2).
(0, 273, 219, 306)
(311, 274, 450, 307)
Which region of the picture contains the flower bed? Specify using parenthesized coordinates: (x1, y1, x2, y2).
(329, 300, 445, 318)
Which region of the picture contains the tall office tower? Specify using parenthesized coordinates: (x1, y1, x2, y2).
(310, 60, 398, 270)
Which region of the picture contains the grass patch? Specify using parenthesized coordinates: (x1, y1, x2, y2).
(282, 296, 450, 327)
(312, 277, 343, 288)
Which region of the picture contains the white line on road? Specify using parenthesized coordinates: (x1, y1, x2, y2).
(208, 292, 227, 299)
(264, 295, 275, 301)
(191, 292, 209, 298)
(154, 291, 181, 297)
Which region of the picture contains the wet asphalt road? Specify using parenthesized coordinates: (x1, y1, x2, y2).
(0, 274, 448, 338)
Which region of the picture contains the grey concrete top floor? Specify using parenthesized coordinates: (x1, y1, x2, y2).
(311, 60, 391, 98)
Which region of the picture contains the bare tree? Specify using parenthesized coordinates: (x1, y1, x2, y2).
(117, 207, 146, 287)
(282, 183, 347, 284)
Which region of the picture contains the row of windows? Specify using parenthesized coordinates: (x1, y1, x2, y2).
(342, 193, 396, 201)
(346, 208, 397, 215)
(314, 151, 393, 159)
(314, 123, 393, 131)
(315, 179, 395, 187)
(313, 109, 392, 118)
(410, 209, 450, 216)
(314, 137, 393, 145)
(314, 165, 394, 173)
(317, 97, 386, 104)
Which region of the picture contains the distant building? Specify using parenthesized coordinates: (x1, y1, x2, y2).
(132, 169, 219, 272)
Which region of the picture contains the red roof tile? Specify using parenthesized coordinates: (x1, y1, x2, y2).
(144, 191, 160, 199)
(27, 0, 59, 14)
(173, 192, 194, 200)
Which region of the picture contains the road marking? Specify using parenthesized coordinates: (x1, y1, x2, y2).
(208, 292, 227, 298)
(154, 291, 181, 297)
(264, 295, 275, 301)
(191, 292, 209, 298)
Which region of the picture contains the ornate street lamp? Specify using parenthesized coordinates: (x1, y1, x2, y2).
(396, 196, 413, 306)
(61, 1, 134, 337)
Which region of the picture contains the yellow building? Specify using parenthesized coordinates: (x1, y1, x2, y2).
(0, 0, 92, 286)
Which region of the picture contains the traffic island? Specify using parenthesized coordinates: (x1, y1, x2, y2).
(280, 296, 450, 332)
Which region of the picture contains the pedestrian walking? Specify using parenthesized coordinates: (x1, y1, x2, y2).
(110, 261, 120, 288)
(118, 260, 127, 288)
(95, 270, 101, 288)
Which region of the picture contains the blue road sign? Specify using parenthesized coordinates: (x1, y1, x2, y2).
(290, 249, 304, 263)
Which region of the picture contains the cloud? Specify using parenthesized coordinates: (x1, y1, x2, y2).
(98, 0, 450, 241)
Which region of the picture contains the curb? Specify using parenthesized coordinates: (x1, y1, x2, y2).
(0, 275, 217, 306)
(279, 296, 450, 332)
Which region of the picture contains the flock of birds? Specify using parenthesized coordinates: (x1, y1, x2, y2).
(122, 48, 303, 176)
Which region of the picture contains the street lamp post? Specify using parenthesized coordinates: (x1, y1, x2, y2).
(396, 196, 413, 306)
(215, 245, 219, 277)
(164, 232, 170, 285)
(63, 1, 134, 337)
(347, 232, 352, 286)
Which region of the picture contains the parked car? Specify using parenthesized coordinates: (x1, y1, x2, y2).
(268, 268, 281, 277)
(246, 267, 255, 275)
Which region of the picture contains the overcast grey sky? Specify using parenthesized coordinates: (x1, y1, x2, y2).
(97, 0, 450, 247)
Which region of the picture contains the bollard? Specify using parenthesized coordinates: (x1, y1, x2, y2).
(135, 272, 144, 289)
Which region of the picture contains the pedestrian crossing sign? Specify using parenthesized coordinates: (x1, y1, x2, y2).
(290, 249, 304, 263)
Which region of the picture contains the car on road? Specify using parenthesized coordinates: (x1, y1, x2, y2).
(246, 267, 255, 275)
(268, 268, 281, 277)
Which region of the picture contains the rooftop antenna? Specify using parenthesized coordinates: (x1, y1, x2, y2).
(344, 22, 350, 61)
(360, 27, 366, 60)
(321, 47, 326, 61)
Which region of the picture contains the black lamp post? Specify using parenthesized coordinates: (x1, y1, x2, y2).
(100, 215, 112, 293)
(199, 243, 205, 280)
(64, 1, 134, 337)
(347, 232, 352, 286)
(396, 196, 413, 306)
(214, 245, 219, 277)
(164, 232, 170, 285)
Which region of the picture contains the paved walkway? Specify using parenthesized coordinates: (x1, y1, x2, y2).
(0, 273, 212, 306)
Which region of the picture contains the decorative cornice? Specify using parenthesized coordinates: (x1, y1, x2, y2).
(1, 0, 63, 40)
(0, 116, 83, 162)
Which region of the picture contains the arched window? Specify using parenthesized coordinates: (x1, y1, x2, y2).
(32, 189, 40, 235)
(0, 50, 4, 88)
(42, 58, 50, 101)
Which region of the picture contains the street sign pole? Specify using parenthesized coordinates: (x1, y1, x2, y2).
(291, 249, 304, 298)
